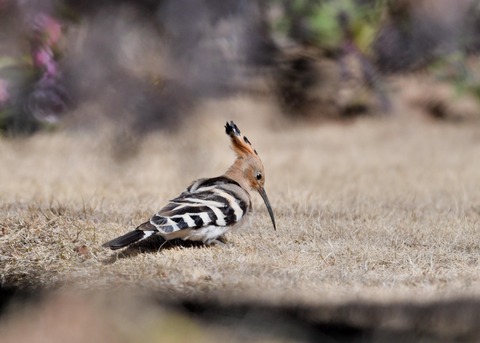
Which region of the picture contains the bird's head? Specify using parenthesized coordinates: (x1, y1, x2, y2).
(225, 121, 276, 230)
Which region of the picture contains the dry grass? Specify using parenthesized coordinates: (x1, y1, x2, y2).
(1, 99, 480, 307)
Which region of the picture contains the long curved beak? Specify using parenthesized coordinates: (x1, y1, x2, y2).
(257, 187, 276, 231)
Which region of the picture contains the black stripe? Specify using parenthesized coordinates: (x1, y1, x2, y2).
(208, 195, 229, 207)
(161, 202, 180, 213)
(167, 205, 208, 217)
(191, 215, 204, 226)
(186, 179, 204, 193)
(151, 215, 167, 226)
(171, 216, 189, 229)
(174, 192, 230, 208)
(223, 206, 236, 226)
(204, 207, 216, 224)
(151, 215, 176, 232)
(193, 176, 242, 190)
(162, 225, 175, 233)
(158, 205, 215, 227)
(102, 229, 146, 250)
(217, 187, 250, 213)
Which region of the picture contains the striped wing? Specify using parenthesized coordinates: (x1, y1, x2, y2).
(149, 176, 251, 235)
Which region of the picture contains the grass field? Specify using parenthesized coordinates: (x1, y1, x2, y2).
(1, 99, 480, 341)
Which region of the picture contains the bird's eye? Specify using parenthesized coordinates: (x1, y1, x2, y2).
(256, 172, 262, 180)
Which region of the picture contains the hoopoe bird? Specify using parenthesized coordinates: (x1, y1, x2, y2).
(102, 121, 276, 250)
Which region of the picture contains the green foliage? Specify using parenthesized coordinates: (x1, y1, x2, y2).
(430, 52, 480, 103)
(308, 1, 344, 49)
(272, 0, 388, 53)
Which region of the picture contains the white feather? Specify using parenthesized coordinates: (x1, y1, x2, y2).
(213, 188, 244, 221)
(184, 225, 230, 243)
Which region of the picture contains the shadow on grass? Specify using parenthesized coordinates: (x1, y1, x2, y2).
(102, 235, 228, 264)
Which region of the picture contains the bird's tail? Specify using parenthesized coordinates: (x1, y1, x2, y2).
(102, 222, 157, 250)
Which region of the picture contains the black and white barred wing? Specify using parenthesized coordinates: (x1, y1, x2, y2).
(102, 176, 252, 249)
(150, 176, 251, 236)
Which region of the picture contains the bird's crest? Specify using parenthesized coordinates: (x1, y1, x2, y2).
(225, 121, 258, 158)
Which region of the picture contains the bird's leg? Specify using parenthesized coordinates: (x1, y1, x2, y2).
(209, 235, 229, 246)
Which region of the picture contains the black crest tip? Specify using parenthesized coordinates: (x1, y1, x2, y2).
(225, 121, 241, 136)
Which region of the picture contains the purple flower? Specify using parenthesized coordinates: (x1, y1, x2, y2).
(33, 47, 57, 76)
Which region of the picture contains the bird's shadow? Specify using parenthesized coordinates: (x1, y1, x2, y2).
(101, 236, 227, 264)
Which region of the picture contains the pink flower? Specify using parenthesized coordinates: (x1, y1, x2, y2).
(33, 47, 57, 75)
(34, 14, 62, 46)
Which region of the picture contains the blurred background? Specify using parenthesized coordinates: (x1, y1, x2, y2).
(1, 0, 480, 138)
(2, 1, 480, 342)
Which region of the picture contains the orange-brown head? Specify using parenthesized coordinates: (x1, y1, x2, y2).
(224, 121, 276, 230)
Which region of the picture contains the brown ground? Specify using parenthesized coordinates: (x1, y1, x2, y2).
(1, 97, 480, 341)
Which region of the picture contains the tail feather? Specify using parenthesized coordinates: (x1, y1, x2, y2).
(102, 222, 157, 250)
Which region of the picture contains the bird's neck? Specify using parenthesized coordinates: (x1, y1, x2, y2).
(224, 159, 250, 191)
